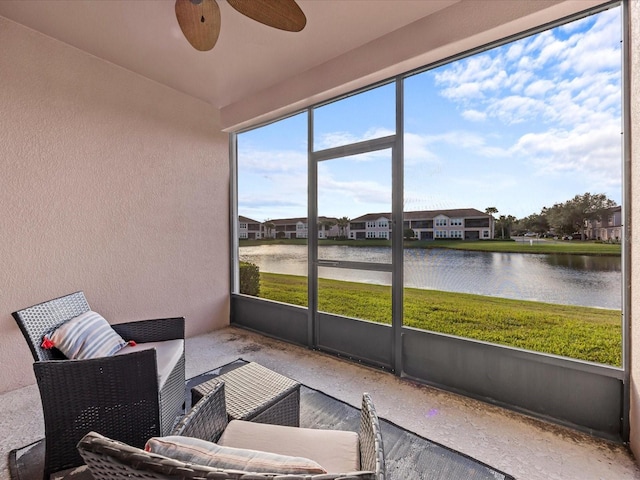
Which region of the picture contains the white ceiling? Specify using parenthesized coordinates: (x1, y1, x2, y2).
(0, 0, 458, 110)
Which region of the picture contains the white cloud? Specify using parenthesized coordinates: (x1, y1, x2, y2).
(524, 79, 555, 97)
(435, 55, 506, 102)
(404, 130, 510, 162)
(316, 127, 394, 151)
(317, 167, 391, 217)
(461, 109, 487, 122)
(433, 7, 621, 126)
(238, 148, 306, 175)
(403, 132, 440, 165)
(511, 121, 622, 184)
(487, 95, 551, 124)
(505, 42, 524, 61)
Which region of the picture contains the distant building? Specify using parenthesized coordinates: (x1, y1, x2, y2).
(585, 206, 622, 242)
(317, 217, 341, 239)
(349, 213, 390, 240)
(256, 216, 340, 239)
(265, 217, 301, 239)
(238, 215, 262, 239)
(349, 208, 494, 240)
(246, 209, 494, 241)
(406, 208, 494, 240)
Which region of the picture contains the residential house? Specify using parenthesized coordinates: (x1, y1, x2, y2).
(262, 216, 340, 239)
(349, 213, 391, 240)
(404, 208, 494, 240)
(350, 209, 493, 240)
(271, 217, 306, 239)
(238, 216, 262, 240)
(585, 206, 623, 242)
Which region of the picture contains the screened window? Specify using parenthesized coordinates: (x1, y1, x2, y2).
(403, 5, 622, 366)
(236, 112, 308, 305)
(234, 4, 623, 367)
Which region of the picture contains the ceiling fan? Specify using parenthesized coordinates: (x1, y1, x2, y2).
(175, 0, 307, 51)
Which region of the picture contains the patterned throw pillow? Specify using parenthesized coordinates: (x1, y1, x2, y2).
(145, 436, 327, 475)
(41, 310, 127, 359)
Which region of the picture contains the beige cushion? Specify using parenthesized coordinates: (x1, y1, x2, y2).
(115, 339, 183, 389)
(218, 419, 360, 474)
(145, 436, 327, 474)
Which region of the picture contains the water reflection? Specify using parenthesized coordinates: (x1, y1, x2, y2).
(542, 254, 621, 271)
(239, 245, 621, 309)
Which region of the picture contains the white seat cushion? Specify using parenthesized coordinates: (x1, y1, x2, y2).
(115, 339, 183, 389)
(218, 419, 360, 474)
(145, 435, 327, 474)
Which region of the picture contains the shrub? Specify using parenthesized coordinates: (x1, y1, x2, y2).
(239, 261, 260, 296)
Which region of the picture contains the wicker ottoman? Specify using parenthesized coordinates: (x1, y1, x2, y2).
(191, 362, 301, 427)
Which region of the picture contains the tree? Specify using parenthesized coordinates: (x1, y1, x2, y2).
(496, 214, 517, 239)
(545, 203, 573, 236)
(263, 220, 275, 239)
(485, 207, 498, 238)
(546, 193, 616, 239)
(518, 212, 549, 235)
(336, 216, 350, 239)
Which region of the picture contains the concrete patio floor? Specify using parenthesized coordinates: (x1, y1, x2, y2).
(1, 325, 639, 480)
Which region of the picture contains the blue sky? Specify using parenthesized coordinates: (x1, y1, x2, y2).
(238, 6, 622, 222)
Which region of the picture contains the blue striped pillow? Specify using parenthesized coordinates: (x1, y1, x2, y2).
(44, 310, 127, 359)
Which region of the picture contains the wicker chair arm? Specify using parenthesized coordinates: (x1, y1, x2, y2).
(172, 380, 228, 442)
(358, 393, 386, 480)
(112, 316, 185, 343)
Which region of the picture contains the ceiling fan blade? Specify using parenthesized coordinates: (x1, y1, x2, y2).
(227, 0, 306, 32)
(175, 0, 221, 51)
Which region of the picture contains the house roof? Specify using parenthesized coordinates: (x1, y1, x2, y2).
(404, 208, 488, 219)
(350, 213, 391, 222)
(351, 208, 488, 222)
(267, 216, 338, 225)
(0, 1, 608, 130)
(268, 217, 306, 225)
(238, 215, 260, 224)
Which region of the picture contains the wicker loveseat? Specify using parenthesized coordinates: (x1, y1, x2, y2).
(12, 291, 185, 479)
(78, 380, 386, 480)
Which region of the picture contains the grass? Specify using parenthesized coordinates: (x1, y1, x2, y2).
(407, 239, 621, 256)
(259, 272, 622, 366)
(240, 238, 621, 256)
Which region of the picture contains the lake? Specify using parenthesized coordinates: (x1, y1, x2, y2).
(239, 245, 621, 309)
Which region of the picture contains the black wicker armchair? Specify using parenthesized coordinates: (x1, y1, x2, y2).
(12, 291, 185, 480)
(78, 380, 386, 480)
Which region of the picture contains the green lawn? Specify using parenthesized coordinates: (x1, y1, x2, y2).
(240, 238, 621, 256)
(259, 272, 622, 366)
(407, 239, 621, 256)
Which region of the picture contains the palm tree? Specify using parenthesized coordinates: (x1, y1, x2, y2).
(485, 207, 498, 239)
(485, 207, 498, 216)
(499, 215, 506, 239)
(263, 220, 275, 239)
(336, 216, 350, 239)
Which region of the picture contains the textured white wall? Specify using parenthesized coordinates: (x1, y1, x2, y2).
(0, 17, 230, 393)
